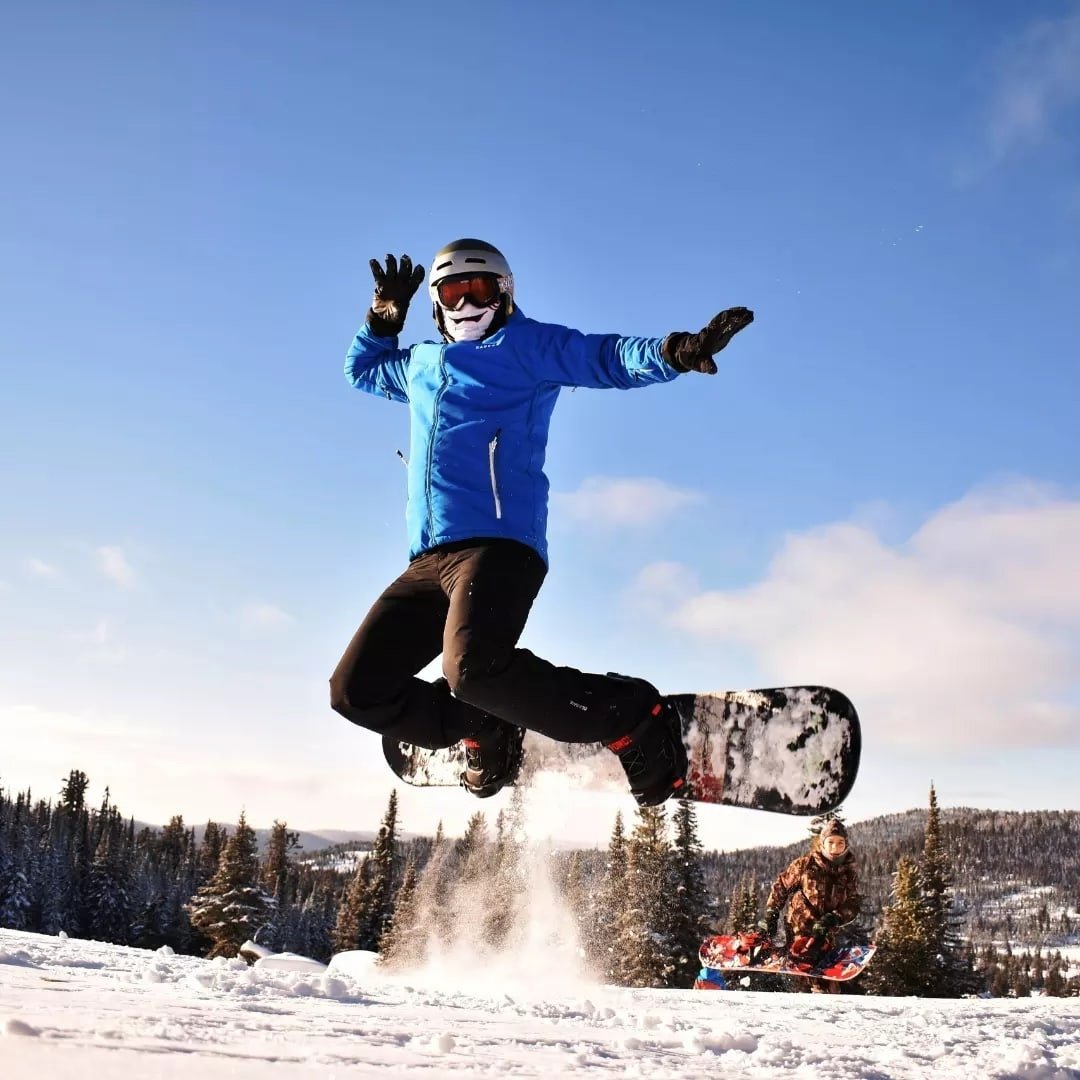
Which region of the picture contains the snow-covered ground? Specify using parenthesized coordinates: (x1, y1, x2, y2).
(2, 930, 1078, 1079)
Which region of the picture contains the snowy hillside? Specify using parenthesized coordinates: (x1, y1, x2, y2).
(2, 929, 1078, 1079)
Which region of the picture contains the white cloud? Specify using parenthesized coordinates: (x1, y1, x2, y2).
(71, 618, 128, 663)
(97, 545, 136, 589)
(959, 9, 1080, 180)
(26, 557, 60, 579)
(989, 10, 1080, 157)
(624, 560, 701, 616)
(552, 476, 705, 529)
(73, 618, 111, 646)
(240, 602, 294, 629)
(671, 480, 1080, 750)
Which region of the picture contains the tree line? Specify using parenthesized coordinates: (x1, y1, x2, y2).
(1, 770, 1076, 997)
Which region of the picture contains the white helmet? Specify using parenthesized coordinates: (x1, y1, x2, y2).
(427, 239, 514, 305)
(428, 239, 514, 342)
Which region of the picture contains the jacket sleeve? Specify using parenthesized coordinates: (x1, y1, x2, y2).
(344, 322, 410, 403)
(530, 322, 682, 390)
(767, 856, 806, 912)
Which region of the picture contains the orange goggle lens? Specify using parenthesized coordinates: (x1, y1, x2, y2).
(436, 275, 501, 308)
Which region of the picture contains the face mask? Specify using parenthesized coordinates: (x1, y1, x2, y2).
(438, 299, 499, 342)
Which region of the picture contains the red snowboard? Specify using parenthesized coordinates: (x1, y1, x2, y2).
(696, 931, 875, 984)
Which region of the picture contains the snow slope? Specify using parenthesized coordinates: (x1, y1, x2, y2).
(1, 929, 1078, 1079)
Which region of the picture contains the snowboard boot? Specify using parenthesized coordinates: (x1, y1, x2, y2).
(606, 697, 688, 807)
(460, 716, 526, 799)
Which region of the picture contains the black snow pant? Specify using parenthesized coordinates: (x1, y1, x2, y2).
(329, 538, 657, 750)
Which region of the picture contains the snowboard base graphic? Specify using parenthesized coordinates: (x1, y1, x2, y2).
(695, 932, 875, 986)
(382, 685, 860, 816)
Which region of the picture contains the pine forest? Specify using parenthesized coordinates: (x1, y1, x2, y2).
(1, 769, 1077, 998)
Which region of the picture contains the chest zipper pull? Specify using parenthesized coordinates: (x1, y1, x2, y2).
(488, 429, 503, 519)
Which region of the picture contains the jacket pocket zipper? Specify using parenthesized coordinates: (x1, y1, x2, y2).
(488, 429, 503, 520)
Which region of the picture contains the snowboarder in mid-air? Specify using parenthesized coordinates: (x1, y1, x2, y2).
(330, 239, 753, 806)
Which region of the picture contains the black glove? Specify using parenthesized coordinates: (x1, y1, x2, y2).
(367, 254, 425, 338)
(662, 307, 754, 374)
(758, 908, 780, 937)
(811, 912, 841, 937)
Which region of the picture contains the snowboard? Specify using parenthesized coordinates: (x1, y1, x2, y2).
(695, 931, 875, 985)
(382, 685, 860, 816)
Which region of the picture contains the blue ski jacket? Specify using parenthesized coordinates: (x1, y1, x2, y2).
(345, 307, 682, 565)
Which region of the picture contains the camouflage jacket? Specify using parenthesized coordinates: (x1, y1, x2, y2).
(766, 850, 860, 936)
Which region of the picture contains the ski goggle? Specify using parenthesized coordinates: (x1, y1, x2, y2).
(435, 274, 501, 309)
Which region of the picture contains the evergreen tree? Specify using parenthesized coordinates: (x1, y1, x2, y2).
(378, 856, 421, 966)
(727, 877, 759, 933)
(0, 793, 33, 930)
(86, 825, 132, 945)
(422, 825, 457, 948)
(596, 812, 629, 983)
(614, 806, 677, 988)
(187, 811, 273, 957)
(59, 770, 89, 818)
(483, 791, 526, 950)
(262, 820, 300, 905)
(159, 817, 190, 880)
(135, 815, 199, 952)
(1045, 954, 1067, 997)
(261, 820, 300, 951)
(197, 822, 227, 886)
(359, 791, 399, 952)
(455, 811, 492, 882)
(919, 784, 972, 996)
(333, 855, 371, 954)
(989, 950, 1011, 997)
(295, 877, 336, 963)
(667, 798, 711, 988)
(37, 838, 71, 935)
(48, 772, 94, 936)
(863, 855, 934, 995)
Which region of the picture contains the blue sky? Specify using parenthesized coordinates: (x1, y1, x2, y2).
(2, 1, 1078, 850)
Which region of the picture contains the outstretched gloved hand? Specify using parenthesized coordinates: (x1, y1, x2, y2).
(367, 254, 426, 338)
(662, 307, 754, 374)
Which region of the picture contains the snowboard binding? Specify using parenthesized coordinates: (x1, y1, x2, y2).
(460, 721, 526, 799)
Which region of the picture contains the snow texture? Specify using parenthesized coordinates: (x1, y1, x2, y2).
(2, 928, 1078, 1079)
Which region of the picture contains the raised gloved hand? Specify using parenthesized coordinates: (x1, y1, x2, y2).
(367, 254, 425, 338)
(662, 307, 754, 374)
(758, 907, 780, 938)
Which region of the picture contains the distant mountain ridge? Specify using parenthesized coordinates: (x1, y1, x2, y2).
(161, 823, 378, 853)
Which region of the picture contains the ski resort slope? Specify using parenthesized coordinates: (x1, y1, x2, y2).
(1, 931, 1078, 1079)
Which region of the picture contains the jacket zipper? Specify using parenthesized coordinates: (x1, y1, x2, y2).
(488, 428, 503, 520)
(426, 347, 448, 541)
